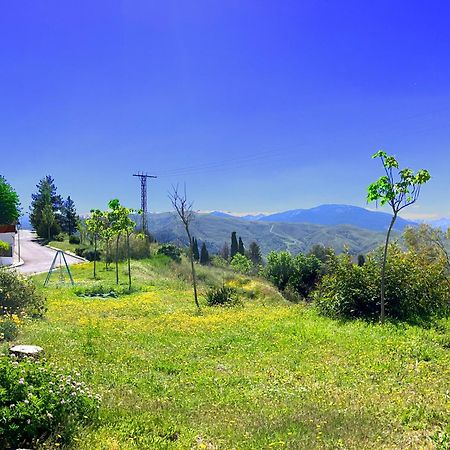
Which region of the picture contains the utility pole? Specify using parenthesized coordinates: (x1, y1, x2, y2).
(133, 172, 157, 236)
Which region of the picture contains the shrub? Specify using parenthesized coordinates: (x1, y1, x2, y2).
(53, 233, 65, 242)
(314, 245, 450, 323)
(0, 269, 46, 317)
(206, 285, 241, 307)
(230, 253, 252, 274)
(74, 246, 86, 257)
(263, 251, 323, 299)
(83, 249, 101, 262)
(0, 240, 11, 257)
(0, 356, 100, 448)
(210, 255, 228, 268)
(0, 316, 19, 341)
(157, 244, 181, 263)
(69, 235, 80, 245)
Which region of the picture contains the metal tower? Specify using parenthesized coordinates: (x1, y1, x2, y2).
(133, 172, 157, 235)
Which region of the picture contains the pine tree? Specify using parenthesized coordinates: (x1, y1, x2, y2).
(247, 241, 263, 266)
(30, 175, 63, 239)
(238, 237, 245, 255)
(230, 231, 238, 258)
(192, 237, 200, 262)
(200, 242, 210, 265)
(61, 196, 78, 235)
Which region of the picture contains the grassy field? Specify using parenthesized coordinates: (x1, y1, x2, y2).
(6, 257, 450, 449)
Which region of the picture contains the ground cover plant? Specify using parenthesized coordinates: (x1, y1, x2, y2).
(2, 254, 447, 449)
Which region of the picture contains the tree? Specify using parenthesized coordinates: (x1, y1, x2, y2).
(307, 244, 330, 263)
(247, 241, 263, 266)
(220, 242, 230, 261)
(107, 199, 124, 285)
(61, 196, 78, 235)
(403, 224, 450, 270)
(0, 176, 20, 225)
(192, 237, 200, 262)
(30, 175, 63, 239)
(230, 232, 238, 258)
(169, 185, 199, 309)
(367, 150, 431, 323)
(200, 242, 210, 265)
(238, 237, 245, 255)
(357, 254, 366, 266)
(86, 209, 105, 279)
(41, 202, 56, 241)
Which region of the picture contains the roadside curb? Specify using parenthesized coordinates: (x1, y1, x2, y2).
(45, 245, 89, 262)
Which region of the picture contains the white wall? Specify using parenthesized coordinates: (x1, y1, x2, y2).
(0, 232, 15, 265)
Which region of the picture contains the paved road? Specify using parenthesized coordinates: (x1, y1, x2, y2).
(16, 230, 83, 274)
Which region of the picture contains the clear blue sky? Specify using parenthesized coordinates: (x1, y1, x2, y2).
(1, 1, 450, 219)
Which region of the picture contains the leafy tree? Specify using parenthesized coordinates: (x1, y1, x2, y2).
(263, 251, 294, 291)
(307, 244, 330, 263)
(247, 241, 263, 266)
(86, 209, 106, 279)
(230, 232, 238, 259)
(200, 242, 210, 265)
(230, 253, 252, 274)
(192, 237, 200, 262)
(220, 242, 230, 261)
(403, 224, 450, 270)
(169, 185, 199, 309)
(357, 254, 366, 266)
(61, 196, 78, 235)
(238, 237, 245, 255)
(30, 176, 63, 239)
(367, 151, 431, 323)
(0, 176, 20, 225)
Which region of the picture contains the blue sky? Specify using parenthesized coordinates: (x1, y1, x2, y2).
(1, 1, 450, 218)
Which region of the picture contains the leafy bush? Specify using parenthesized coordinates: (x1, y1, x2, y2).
(210, 255, 228, 268)
(230, 253, 253, 274)
(314, 245, 450, 323)
(157, 244, 181, 263)
(0, 240, 11, 257)
(83, 249, 101, 261)
(0, 269, 46, 317)
(69, 235, 80, 245)
(53, 233, 65, 242)
(75, 246, 86, 257)
(0, 356, 100, 448)
(263, 251, 323, 299)
(206, 285, 241, 307)
(0, 315, 19, 341)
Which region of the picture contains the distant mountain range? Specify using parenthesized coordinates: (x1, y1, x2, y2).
(211, 204, 417, 232)
(147, 211, 390, 256)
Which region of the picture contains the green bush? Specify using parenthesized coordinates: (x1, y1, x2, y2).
(210, 255, 228, 268)
(206, 285, 241, 307)
(263, 251, 323, 299)
(53, 233, 65, 242)
(69, 235, 80, 244)
(0, 240, 11, 257)
(83, 249, 101, 261)
(314, 245, 450, 323)
(0, 316, 19, 341)
(0, 356, 100, 448)
(157, 244, 181, 263)
(230, 253, 252, 274)
(0, 269, 46, 317)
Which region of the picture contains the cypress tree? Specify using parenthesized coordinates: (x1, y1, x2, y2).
(230, 231, 238, 258)
(200, 242, 210, 265)
(220, 242, 230, 261)
(192, 237, 200, 262)
(238, 237, 245, 255)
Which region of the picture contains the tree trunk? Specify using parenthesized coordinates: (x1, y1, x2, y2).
(187, 230, 199, 309)
(127, 233, 132, 291)
(93, 235, 97, 279)
(115, 235, 120, 285)
(380, 213, 397, 323)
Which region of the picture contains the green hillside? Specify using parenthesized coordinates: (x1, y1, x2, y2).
(7, 257, 449, 449)
(147, 213, 391, 255)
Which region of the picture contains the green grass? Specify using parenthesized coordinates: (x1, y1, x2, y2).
(7, 258, 450, 449)
(47, 238, 79, 253)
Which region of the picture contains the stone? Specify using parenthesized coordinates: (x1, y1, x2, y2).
(9, 345, 43, 359)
